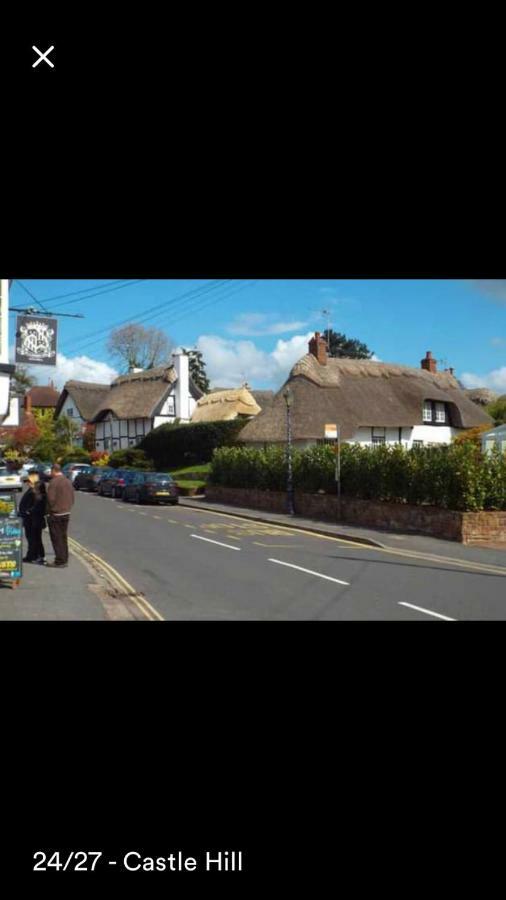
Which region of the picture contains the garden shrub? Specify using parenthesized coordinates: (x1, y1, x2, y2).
(210, 442, 506, 512)
(108, 448, 153, 470)
(140, 420, 245, 469)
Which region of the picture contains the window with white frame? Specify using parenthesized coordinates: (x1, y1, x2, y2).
(413, 440, 423, 447)
(67, 407, 74, 417)
(423, 401, 432, 422)
(167, 396, 175, 416)
(372, 427, 386, 445)
(435, 402, 446, 423)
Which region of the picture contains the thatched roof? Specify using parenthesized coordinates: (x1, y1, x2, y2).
(239, 355, 494, 443)
(54, 381, 111, 421)
(90, 365, 203, 422)
(250, 390, 274, 409)
(91, 367, 176, 422)
(465, 387, 498, 406)
(191, 386, 261, 423)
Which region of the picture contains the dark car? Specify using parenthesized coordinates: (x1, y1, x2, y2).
(62, 462, 93, 484)
(122, 472, 179, 505)
(74, 466, 103, 491)
(98, 469, 137, 499)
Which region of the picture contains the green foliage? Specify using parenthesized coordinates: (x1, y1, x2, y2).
(140, 420, 244, 469)
(325, 329, 373, 359)
(210, 441, 506, 512)
(60, 448, 91, 466)
(486, 397, 506, 426)
(108, 448, 153, 469)
(186, 349, 210, 393)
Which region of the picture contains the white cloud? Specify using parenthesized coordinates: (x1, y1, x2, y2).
(227, 313, 308, 336)
(197, 332, 314, 389)
(26, 354, 118, 390)
(460, 367, 506, 392)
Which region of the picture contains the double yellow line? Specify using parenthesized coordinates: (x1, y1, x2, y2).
(68, 537, 164, 621)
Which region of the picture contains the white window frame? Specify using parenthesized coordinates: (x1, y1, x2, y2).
(423, 401, 432, 423)
(435, 402, 446, 423)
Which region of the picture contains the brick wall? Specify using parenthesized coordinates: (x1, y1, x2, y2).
(205, 486, 506, 544)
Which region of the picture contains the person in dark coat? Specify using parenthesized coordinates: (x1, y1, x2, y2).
(19, 473, 47, 564)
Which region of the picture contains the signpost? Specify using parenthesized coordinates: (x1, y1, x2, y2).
(325, 424, 341, 521)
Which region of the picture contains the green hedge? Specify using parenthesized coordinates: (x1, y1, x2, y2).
(139, 420, 245, 469)
(60, 448, 91, 466)
(210, 442, 506, 512)
(108, 448, 153, 469)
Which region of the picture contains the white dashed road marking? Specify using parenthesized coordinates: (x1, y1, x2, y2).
(191, 535, 241, 551)
(398, 602, 456, 621)
(268, 559, 350, 586)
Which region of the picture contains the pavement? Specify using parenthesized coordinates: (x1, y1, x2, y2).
(0, 523, 154, 621)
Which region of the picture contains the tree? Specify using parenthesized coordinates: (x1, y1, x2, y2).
(55, 414, 81, 448)
(185, 349, 210, 393)
(6, 420, 40, 454)
(10, 365, 37, 395)
(107, 323, 173, 372)
(486, 396, 506, 426)
(323, 329, 373, 360)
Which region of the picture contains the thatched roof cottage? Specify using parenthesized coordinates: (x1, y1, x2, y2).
(90, 351, 203, 452)
(239, 333, 493, 449)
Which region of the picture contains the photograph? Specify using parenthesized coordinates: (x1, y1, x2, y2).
(0, 277, 504, 621)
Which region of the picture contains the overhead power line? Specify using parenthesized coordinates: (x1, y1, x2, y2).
(13, 280, 51, 315)
(60, 280, 230, 355)
(72, 280, 256, 356)
(48, 279, 147, 309)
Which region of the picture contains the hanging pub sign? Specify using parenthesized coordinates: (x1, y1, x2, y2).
(15, 315, 57, 366)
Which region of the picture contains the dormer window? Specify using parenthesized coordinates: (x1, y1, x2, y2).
(422, 400, 448, 424)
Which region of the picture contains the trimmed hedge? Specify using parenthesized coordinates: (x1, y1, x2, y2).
(140, 420, 245, 469)
(108, 448, 153, 470)
(60, 448, 91, 466)
(210, 442, 506, 512)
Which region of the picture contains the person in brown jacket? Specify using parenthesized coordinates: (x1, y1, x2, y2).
(46, 463, 75, 568)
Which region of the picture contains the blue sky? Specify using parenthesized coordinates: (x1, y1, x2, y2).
(8, 279, 506, 392)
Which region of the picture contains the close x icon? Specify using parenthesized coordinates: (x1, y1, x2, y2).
(32, 46, 55, 68)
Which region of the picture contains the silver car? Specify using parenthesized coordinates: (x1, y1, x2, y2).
(0, 466, 23, 492)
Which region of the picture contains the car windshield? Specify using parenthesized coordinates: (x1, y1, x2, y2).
(147, 474, 173, 482)
(0, 468, 11, 475)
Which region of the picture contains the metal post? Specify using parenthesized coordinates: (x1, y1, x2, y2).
(336, 427, 341, 521)
(284, 387, 295, 516)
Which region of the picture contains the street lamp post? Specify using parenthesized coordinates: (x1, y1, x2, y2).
(283, 386, 295, 516)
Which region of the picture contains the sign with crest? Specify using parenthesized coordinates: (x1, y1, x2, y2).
(15, 315, 57, 366)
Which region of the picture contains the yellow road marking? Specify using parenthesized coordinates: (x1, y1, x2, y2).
(177, 506, 506, 576)
(68, 538, 164, 621)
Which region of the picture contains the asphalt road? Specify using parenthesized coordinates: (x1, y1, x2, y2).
(70, 490, 506, 620)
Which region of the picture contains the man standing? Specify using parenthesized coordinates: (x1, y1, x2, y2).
(46, 463, 75, 568)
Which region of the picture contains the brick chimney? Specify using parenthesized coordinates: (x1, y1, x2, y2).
(308, 332, 328, 366)
(420, 351, 437, 374)
(24, 393, 32, 415)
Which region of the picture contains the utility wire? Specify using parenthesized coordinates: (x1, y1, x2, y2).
(13, 280, 51, 315)
(60, 280, 230, 354)
(73, 281, 255, 356)
(48, 279, 147, 309)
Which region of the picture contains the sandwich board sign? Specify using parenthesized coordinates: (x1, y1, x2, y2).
(0, 516, 23, 586)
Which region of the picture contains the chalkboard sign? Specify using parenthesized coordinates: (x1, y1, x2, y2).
(0, 517, 23, 580)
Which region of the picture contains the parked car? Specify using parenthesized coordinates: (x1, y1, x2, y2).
(122, 472, 179, 505)
(75, 466, 115, 492)
(0, 466, 23, 492)
(62, 463, 93, 483)
(98, 469, 137, 498)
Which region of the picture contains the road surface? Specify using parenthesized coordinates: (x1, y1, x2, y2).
(68, 490, 506, 620)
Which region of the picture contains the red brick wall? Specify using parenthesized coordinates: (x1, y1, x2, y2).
(205, 486, 506, 544)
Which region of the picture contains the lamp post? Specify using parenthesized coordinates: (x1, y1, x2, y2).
(283, 386, 295, 516)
